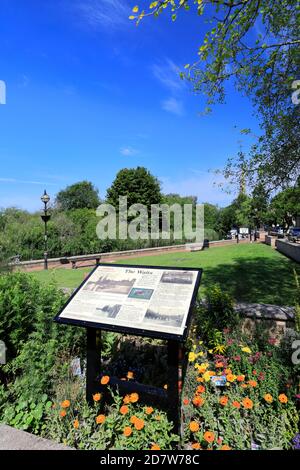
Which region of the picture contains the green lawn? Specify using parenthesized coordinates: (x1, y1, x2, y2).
(31, 243, 299, 306)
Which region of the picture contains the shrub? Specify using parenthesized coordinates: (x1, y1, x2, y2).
(195, 285, 239, 348)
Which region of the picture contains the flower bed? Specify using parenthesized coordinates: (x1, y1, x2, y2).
(181, 331, 299, 450)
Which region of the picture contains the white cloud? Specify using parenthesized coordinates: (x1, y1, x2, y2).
(0, 177, 58, 186)
(120, 146, 139, 156)
(160, 172, 234, 207)
(161, 97, 184, 116)
(151, 59, 184, 93)
(76, 0, 130, 30)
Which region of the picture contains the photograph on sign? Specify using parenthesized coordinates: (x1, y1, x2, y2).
(56, 264, 201, 339)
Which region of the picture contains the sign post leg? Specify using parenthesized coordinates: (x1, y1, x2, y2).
(86, 328, 101, 404)
(167, 339, 180, 434)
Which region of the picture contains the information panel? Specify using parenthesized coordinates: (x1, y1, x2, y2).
(55, 264, 202, 340)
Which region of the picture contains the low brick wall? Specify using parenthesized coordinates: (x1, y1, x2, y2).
(13, 238, 249, 272)
(276, 239, 300, 263)
(265, 235, 276, 247)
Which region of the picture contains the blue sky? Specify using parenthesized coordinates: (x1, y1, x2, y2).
(0, 0, 260, 211)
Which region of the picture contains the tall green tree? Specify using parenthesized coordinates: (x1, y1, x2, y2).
(269, 185, 300, 228)
(55, 181, 100, 211)
(106, 167, 162, 212)
(132, 1, 300, 189)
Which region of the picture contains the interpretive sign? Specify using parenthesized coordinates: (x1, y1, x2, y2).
(55, 263, 202, 341)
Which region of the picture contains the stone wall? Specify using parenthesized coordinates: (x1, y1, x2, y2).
(276, 239, 300, 263)
(265, 235, 277, 247)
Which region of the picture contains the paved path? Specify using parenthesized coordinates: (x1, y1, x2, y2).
(0, 424, 72, 450)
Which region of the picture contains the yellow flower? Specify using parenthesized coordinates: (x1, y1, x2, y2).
(198, 351, 204, 357)
(203, 371, 212, 382)
(132, 6, 139, 13)
(189, 352, 197, 362)
(213, 344, 226, 354)
(241, 347, 252, 354)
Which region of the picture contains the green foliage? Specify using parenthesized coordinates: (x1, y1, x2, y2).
(0, 272, 64, 360)
(134, 1, 300, 190)
(294, 269, 300, 333)
(0, 273, 86, 422)
(44, 388, 178, 450)
(183, 329, 299, 449)
(1, 394, 52, 435)
(106, 166, 162, 214)
(55, 181, 100, 211)
(195, 285, 239, 346)
(270, 185, 300, 228)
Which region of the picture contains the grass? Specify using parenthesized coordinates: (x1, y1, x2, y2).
(30, 243, 300, 306)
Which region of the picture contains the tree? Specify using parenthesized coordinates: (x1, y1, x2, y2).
(106, 167, 162, 213)
(203, 203, 220, 231)
(131, 1, 300, 189)
(250, 182, 270, 227)
(55, 181, 100, 211)
(269, 185, 300, 228)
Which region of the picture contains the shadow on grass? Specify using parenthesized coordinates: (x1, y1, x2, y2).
(201, 256, 300, 306)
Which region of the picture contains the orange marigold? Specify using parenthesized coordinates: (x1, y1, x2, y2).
(226, 374, 235, 383)
(61, 400, 70, 409)
(96, 414, 106, 424)
(232, 401, 241, 409)
(134, 418, 145, 431)
(204, 431, 215, 443)
(120, 405, 129, 415)
(215, 362, 224, 368)
(183, 398, 189, 406)
(278, 394, 288, 404)
(129, 393, 139, 403)
(189, 421, 200, 433)
(219, 396, 229, 406)
(191, 442, 201, 450)
(145, 406, 154, 415)
(242, 397, 253, 409)
(236, 375, 245, 382)
(123, 395, 131, 404)
(151, 444, 161, 450)
(220, 445, 231, 450)
(100, 375, 110, 385)
(193, 396, 205, 407)
(123, 426, 132, 437)
(224, 368, 232, 375)
(93, 393, 102, 402)
(196, 385, 205, 394)
(73, 419, 79, 429)
(130, 415, 138, 424)
(248, 380, 258, 388)
(264, 393, 273, 403)
(59, 409, 67, 418)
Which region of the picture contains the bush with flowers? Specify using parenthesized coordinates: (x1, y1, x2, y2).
(182, 325, 299, 450)
(44, 379, 178, 450)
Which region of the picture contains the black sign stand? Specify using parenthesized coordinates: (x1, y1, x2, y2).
(86, 328, 101, 403)
(85, 327, 183, 434)
(55, 263, 203, 435)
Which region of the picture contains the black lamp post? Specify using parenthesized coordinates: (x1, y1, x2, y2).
(41, 190, 51, 270)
